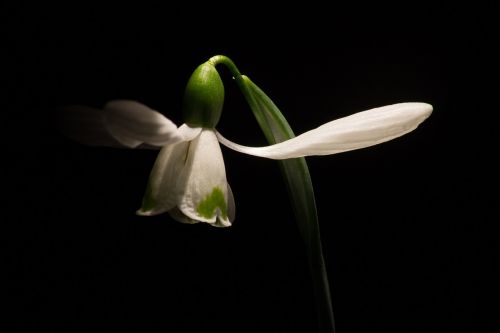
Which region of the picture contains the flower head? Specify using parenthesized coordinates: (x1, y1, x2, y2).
(59, 59, 432, 228)
(137, 125, 234, 228)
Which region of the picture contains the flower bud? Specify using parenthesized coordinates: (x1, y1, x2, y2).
(182, 62, 224, 128)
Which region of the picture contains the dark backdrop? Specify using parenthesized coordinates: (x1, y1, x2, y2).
(4, 3, 497, 332)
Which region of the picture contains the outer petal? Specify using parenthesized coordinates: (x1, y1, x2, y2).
(177, 123, 203, 141)
(104, 100, 183, 148)
(177, 129, 232, 227)
(58, 105, 125, 148)
(136, 140, 191, 216)
(217, 103, 432, 159)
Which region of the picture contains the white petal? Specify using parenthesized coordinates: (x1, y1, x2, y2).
(177, 129, 232, 226)
(177, 124, 202, 141)
(217, 103, 432, 159)
(168, 207, 199, 224)
(58, 105, 125, 148)
(212, 185, 235, 227)
(136, 141, 190, 216)
(104, 100, 183, 148)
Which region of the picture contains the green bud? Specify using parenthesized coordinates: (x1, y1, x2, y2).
(182, 62, 224, 128)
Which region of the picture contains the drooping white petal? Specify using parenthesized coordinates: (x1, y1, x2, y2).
(58, 105, 126, 148)
(217, 103, 432, 159)
(136, 140, 190, 216)
(177, 129, 232, 226)
(104, 100, 183, 148)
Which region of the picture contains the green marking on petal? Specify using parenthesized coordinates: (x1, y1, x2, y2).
(196, 187, 227, 219)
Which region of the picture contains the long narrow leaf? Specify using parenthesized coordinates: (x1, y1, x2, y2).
(238, 75, 336, 333)
(209, 55, 336, 332)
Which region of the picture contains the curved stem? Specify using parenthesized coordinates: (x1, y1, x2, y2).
(208, 56, 271, 141)
(209, 55, 243, 79)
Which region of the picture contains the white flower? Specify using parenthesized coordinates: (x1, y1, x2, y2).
(61, 100, 432, 227)
(104, 100, 235, 228)
(136, 125, 235, 228)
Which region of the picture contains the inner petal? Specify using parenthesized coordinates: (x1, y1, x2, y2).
(177, 129, 230, 224)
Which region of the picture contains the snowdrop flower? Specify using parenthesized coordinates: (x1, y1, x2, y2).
(111, 62, 234, 228)
(60, 61, 432, 228)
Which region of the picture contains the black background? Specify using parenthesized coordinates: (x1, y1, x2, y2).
(4, 3, 498, 333)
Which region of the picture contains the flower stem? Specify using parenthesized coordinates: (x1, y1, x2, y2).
(210, 55, 336, 333)
(209, 55, 243, 80)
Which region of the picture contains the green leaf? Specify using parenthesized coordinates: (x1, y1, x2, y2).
(210, 55, 335, 332)
(240, 76, 336, 333)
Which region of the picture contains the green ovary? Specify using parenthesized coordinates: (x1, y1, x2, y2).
(196, 187, 228, 219)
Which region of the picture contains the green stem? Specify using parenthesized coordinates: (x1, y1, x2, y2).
(208, 56, 251, 111)
(209, 55, 243, 80)
(210, 55, 335, 333)
(209, 56, 285, 143)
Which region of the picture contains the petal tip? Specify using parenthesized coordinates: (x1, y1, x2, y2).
(214, 217, 232, 228)
(410, 102, 433, 124)
(422, 103, 433, 117)
(136, 208, 155, 216)
(405, 102, 433, 117)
